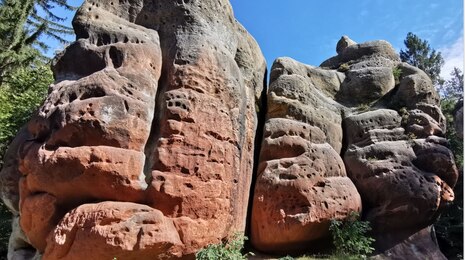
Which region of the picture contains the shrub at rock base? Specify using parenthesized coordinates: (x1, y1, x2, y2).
(196, 234, 248, 260)
(329, 212, 375, 259)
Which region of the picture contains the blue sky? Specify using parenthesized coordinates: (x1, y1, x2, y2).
(230, 0, 463, 79)
(48, 0, 463, 79)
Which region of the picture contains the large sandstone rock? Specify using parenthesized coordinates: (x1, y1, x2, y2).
(43, 202, 182, 259)
(320, 37, 400, 70)
(331, 37, 456, 255)
(251, 36, 457, 258)
(1, 0, 265, 259)
(251, 57, 362, 253)
(336, 35, 356, 55)
(0, 2, 458, 258)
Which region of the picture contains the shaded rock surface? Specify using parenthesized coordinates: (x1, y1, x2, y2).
(1, 0, 265, 259)
(371, 226, 446, 260)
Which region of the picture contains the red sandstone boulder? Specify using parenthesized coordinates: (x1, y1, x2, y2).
(251, 58, 362, 253)
(1, 0, 266, 258)
(332, 37, 457, 256)
(251, 36, 457, 258)
(0, 3, 458, 259)
(43, 202, 182, 260)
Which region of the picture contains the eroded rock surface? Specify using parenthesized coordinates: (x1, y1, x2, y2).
(251, 57, 362, 253)
(0, 3, 458, 259)
(1, 0, 265, 259)
(251, 36, 457, 257)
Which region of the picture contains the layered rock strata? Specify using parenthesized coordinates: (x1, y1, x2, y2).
(0, 0, 265, 259)
(250, 58, 362, 253)
(251, 36, 458, 257)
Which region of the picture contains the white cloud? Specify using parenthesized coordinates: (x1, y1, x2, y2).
(439, 34, 464, 80)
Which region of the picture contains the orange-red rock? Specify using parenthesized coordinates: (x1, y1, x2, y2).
(43, 202, 182, 260)
(0, 3, 458, 259)
(250, 37, 457, 258)
(251, 60, 362, 253)
(1, 0, 266, 259)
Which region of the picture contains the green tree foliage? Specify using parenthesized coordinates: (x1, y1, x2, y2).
(439, 67, 464, 101)
(0, 63, 52, 256)
(329, 212, 375, 259)
(0, 0, 74, 83)
(435, 68, 463, 259)
(0, 0, 39, 83)
(27, 0, 75, 51)
(0, 1, 72, 254)
(0, 63, 52, 164)
(400, 32, 444, 85)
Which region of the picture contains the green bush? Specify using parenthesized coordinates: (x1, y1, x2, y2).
(195, 233, 247, 260)
(329, 212, 375, 259)
(392, 67, 402, 83)
(435, 98, 463, 259)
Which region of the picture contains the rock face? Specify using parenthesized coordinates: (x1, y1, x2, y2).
(334, 39, 457, 254)
(250, 58, 362, 253)
(336, 35, 356, 55)
(371, 226, 447, 260)
(1, 0, 265, 259)
(0, 3, 458, 259)
(250, 36, 457, 257)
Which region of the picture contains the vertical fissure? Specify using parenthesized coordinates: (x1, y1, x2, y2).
(142, 33, 178, 187)
(244, 68, 268, 249)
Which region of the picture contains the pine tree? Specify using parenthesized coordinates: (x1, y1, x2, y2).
(0, 0, 38, 84)
(28, 0, 75, 48)
(400, 32, 445, 86)
(0, 0, 75, 84)
(439, 67, 464, 101)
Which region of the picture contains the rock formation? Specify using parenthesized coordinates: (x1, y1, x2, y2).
(250, 37, 457, 258)
(0, 1, 459, 259)
(250, 57, 362, 253)
(1, 0, 265, 259)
